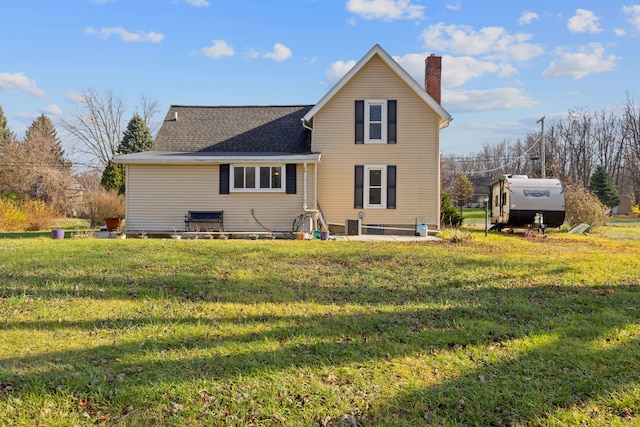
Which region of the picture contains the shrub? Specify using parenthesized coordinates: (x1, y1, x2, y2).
(0, 198, 28, 231)
(81, 188, 125, 227)
(440, 191, 463, 227)
(437, 227, 473, 243)
(0, 198, 58, 231)
(564, 180, 609, 227)
(22, 200, 59, 231)
(632, 205, 640, 217)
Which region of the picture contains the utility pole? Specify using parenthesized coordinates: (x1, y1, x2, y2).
(536, 115, 546, 178)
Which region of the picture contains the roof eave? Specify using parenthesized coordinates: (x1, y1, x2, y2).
(113, 151, 322, 165)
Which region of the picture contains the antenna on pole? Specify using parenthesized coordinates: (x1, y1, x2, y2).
(536, 115, 546, 178)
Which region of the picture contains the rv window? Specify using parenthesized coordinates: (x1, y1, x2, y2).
(494, 195, 499, 207)
(502, 192, 507, 206)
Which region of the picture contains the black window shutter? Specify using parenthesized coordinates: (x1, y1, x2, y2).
(387, 165, 396, 209)
(220, 164, 230, 194)
(286, 164, 296, 194)
(355, 100, 364, 144)
(387, 100, 397, 144)
(354, 165, 364, 208)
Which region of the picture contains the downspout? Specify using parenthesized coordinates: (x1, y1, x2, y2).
(302, 162, 319, 231)
(300, 117, 319, 231)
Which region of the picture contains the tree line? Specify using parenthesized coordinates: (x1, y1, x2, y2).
(442, 93, 640, 210)
(0, 89, 159, 225)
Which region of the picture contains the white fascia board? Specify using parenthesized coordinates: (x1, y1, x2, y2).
(113, 151, 321, 165)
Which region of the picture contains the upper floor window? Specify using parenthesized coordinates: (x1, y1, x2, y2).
(365, 100, 386, 143)
(231, 165, 283, 192)
(355, 100, 397, 144)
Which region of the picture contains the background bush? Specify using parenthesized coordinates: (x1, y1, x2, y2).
(440, 191, 463, 227)
(564, 180, 609, 227)
(80, 188, 125, 227)
(0, 199, 58, 231)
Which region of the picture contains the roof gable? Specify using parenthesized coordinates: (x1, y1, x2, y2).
(153, 105, 313, 153)
(303, 44, 451, 128)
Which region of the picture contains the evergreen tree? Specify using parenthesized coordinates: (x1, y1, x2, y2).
(25, 114, 71, 169)
(101, 160, 126, 195)
(101, 114, 154, 194)
(118, 114, 154, 154)
(588, 165, 620, 208)
(0, 105, 17, 147)
(441, 191, 463, 227)
(453, 173, 475, 214)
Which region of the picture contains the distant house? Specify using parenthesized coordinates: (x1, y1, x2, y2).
(469, 176, 494, 207)
(114, 44, 452, 234)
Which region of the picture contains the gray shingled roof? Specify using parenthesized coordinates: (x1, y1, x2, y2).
(153, 105, 314, 153)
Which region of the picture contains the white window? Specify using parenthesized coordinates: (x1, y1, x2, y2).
(365, 100, 386, 143)
(231, 165, 284, 192)
(365, 165, 387, 208)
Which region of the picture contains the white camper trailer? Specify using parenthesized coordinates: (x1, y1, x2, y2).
(490, 175, 565, 231)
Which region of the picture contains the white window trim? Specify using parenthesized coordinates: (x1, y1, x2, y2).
(365, 99, 387, 144)
(230, 164, 285, 192)
(365, 164, 387, 208)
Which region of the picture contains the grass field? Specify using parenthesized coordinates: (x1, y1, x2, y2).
(1, 226, 639, 426)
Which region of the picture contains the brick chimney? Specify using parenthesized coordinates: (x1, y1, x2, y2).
(425, 54, 442, 104)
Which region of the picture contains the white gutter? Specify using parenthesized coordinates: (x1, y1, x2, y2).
(301, 118, 313, 132)
(113, 151, 321, 165)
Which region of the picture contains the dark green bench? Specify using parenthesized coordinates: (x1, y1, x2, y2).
(185, 210, 224, 231)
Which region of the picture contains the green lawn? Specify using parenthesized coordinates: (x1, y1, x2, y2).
(1, 227, 639, 426)
(461, 207, 486, 222)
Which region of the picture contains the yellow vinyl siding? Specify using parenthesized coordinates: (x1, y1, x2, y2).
(124, 164, 314, 232)
(312, 54, 441, 229)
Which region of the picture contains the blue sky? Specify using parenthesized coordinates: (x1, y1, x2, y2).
(2, 0, 639, 159)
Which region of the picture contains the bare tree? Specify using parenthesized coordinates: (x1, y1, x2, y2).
(137, 93, 162, 136)
(622, 93, 640, 204)
(59, 88, 126, 169)
(592, 109, 625, 187)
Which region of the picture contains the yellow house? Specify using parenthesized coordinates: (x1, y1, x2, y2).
(114, 44, 451, 235)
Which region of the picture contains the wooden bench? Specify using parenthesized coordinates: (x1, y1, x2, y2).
(185, 210, 224, 232)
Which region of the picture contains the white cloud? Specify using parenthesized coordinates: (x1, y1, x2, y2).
(263, 43, 292, 62)
(622, 5, 640, 30)
(444, 88, 538, 112)
(41, 104, 63, 116)
(518, 11, 539, 25)
(325, 60, 356, 83)
(247, 44, 292, 62)
(185, 0, 209, 7)
(445, 1, 460, 11)
(85, 26, 164, 43)
(346, 0, 425, 21)
(542, 43, 618, 80)
(15, 112, 39, 123)
(394, 53, 518, 88)
(421, 23, 544, 62)
(65, 90, 85, 104)
(567, 9, 602, 33)
(201, 40, 235, 58)
(614, 28, 627, 36)
(0, 72, 45, 97)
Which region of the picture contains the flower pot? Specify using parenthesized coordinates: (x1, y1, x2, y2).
(105, 218, 122, 232)
(52, 229, 65, 240)
(320, 231, 329, 241)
